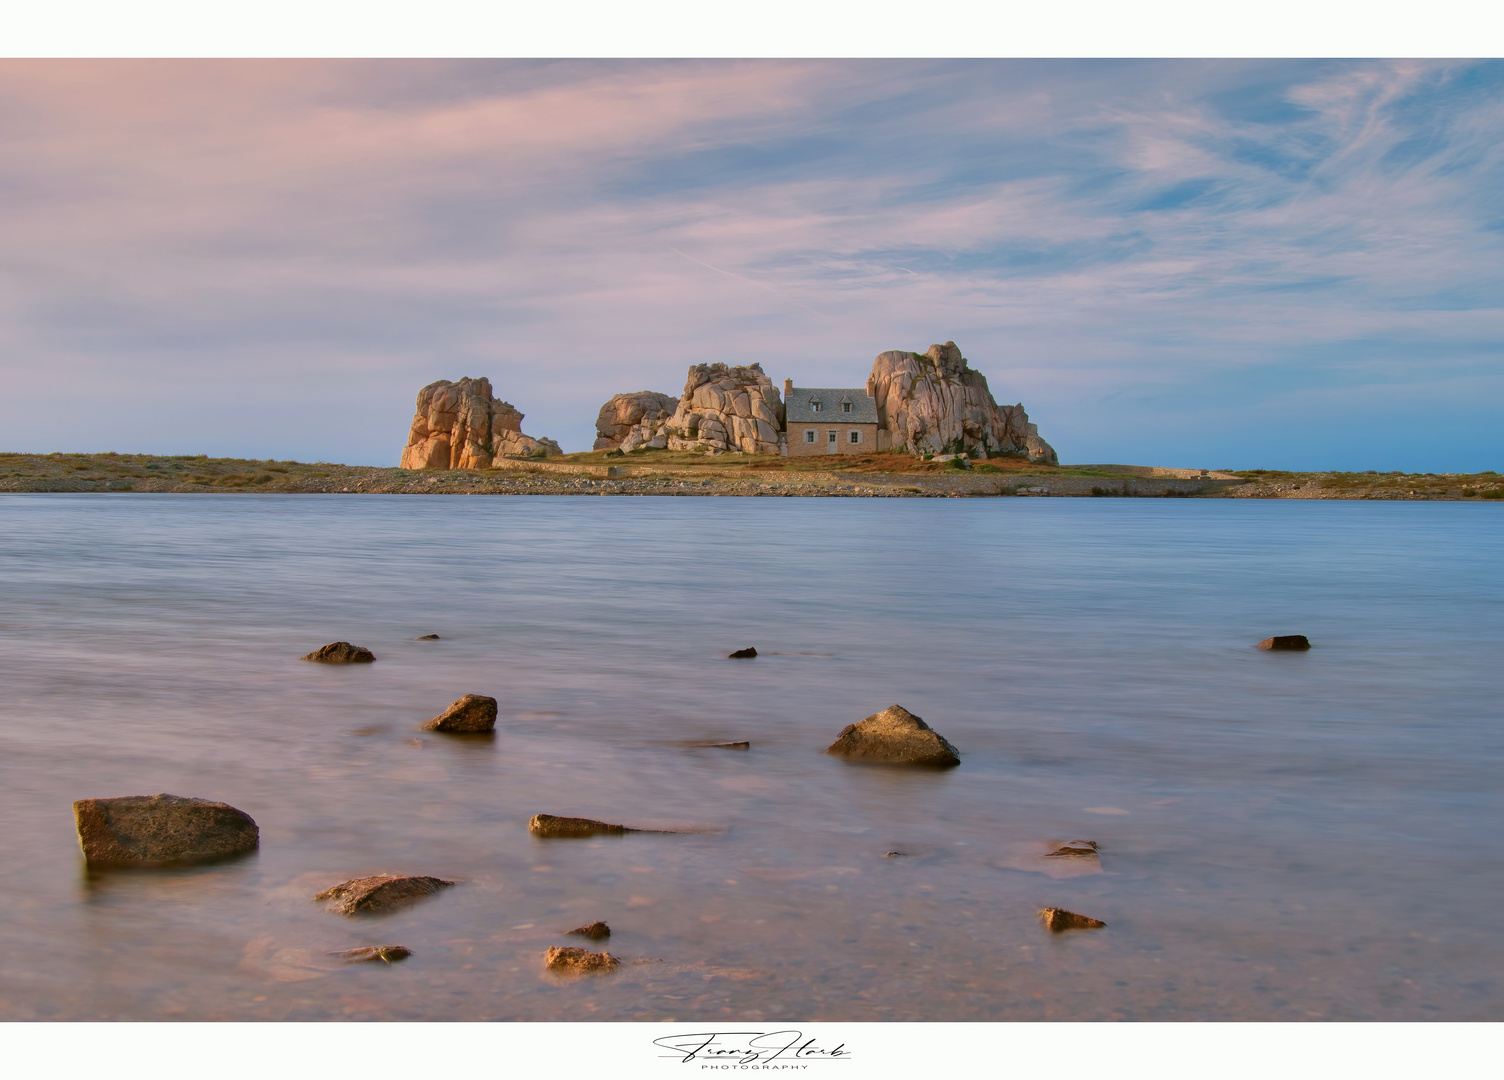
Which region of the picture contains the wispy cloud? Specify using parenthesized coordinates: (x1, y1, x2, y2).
(0, 59, 1499, 468)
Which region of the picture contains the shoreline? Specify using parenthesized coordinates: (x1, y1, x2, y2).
(1, 453, 1499, 500)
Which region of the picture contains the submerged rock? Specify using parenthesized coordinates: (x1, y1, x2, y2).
(420, 694, 498, 734)
(528, 814, 633, 838)
(315, 874, 454, 915)
(728, 647, 757, 659)
(567, 921, 611, 940)
(1257, 635, 1312, 651)
(73, 793, 259, 866)
(301, 641, 375, 663)
(544, 945, 620, 974)
(1038, 907, 1107, 932)
(1044, 841, 1100, 858)
(415, 634, 441, 640)
(708, 741, 750, 750)
(331, 944, 412, 964)
(825, 705, 961, 767)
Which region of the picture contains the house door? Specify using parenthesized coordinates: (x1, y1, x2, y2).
(826, 430, 838, 454)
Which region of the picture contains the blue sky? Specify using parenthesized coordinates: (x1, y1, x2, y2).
(1, 59, 1500, 469)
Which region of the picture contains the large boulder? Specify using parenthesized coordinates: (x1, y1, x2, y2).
(315, 874, 454, 915)
(421, 694, 498, 733)
(593, 390, 679, 451)
(866, 342, 1056, 463)
(663, 363, 785, 455)
(825, 705, 961, 767)
(301, 641, 375, 664)
(73, 793, 260, 866)
(399, 377, 559, 469)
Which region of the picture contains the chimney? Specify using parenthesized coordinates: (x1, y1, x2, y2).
(783, 377, 793, 401)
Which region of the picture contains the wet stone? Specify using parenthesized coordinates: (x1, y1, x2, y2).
(1044, 841, 1100, 858)
(528, 814, 632, 838)
(315, 875, 454, 915)
(728, 647, 758, 659)
(415, 634, 441, 640)
(1038, 907, 1107, 932)
(544, 946, 620, 974)
(825, 704, 961, 767)
(1257, 635, 1311, 651)
(301, 641, 376, 663)
(567, 921, 611, 940)
(331, 945, 412, 964)
(73, 793, 259, 867)
(420, 694, 497, 733)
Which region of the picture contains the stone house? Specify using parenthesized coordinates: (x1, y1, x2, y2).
(782, 379, 888, 457)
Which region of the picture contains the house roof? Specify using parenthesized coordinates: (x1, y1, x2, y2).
(785, 387, 879, 424)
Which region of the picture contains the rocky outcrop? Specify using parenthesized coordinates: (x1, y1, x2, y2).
(528, 814, 633, 838)
(544, 946, 620, 973)
(825, 704, 961, 767)
(593, 391, 679, 452)
(663, 363, 784, 455)
(315, 874, 454, 915)
(1257, 635, 1311, 651)
(1038, 907, 1107, 932)
(866, 342, 1056, 463)
(400, 377, 560, 470)
(73, 794, 259, 866)
(421, 694, 497, 733)
(301, 641, 375, 664)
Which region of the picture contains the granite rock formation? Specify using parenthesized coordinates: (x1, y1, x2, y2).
(400, 377, 560, 470)
(315, 874, 454, 915)
(662, 363, 784, 455)
(866, 342, 1057, 463)
(825, 704, 961, 767)
(593, 391, 680, 452)
(73, 794, 260, 866)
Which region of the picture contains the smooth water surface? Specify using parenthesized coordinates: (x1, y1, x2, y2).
(0, 494, 1500, 1021)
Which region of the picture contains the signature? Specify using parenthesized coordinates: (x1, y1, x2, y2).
(653, 1030, 850, 1065)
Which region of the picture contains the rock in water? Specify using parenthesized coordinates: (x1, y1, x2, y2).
(728, 647, 757, 659)
(1257, 635, 1312, 651)
(421, 694, 498, 733)
(1044, 840, 1100, 858)
(315, 875, 454, 915)
(399, 376, 559, 469)
(528, 814, 633, 838)
(1038, 907, 1107, 932)
(73, 794, 259, 866)
(825, 705, 961, 767)
(415, 634, 441, 640)
(866, 341, 1056, 463)
(301, 641, 375, 663)
(663, 363, 785, 455)
(544, 946, 620, 974)
(593, 390, 680, 451)
(567, 921, 611, 940)
(332, 944, 412, 964)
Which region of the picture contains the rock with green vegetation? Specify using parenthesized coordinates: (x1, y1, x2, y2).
(73, 793, 259, 866)
(825, 704, 961, 767)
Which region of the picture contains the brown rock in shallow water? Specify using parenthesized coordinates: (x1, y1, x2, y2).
(332, 944, 412, 964)
(73, 793, 259, 866)
(421, 694, 498, 733)
(728, 647, 757, 659)
(301, 641, 375, 663)
(528, 814, 632, 838)
(1044, 841, 1100, 858)
(415, 634, 440, 640)
(316, 875, 454, 915)
(1038, 907, 1107, 931)
(825, 705, 960, 767)
(1257, 635, 1311, 651)
(567, 921, 611, 940)
(544, 945, 620, 973)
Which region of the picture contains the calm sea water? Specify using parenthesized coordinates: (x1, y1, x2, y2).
(0, 493, 1500, 1021)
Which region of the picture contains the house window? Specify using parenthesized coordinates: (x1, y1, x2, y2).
(849, 430, 861, 444)
(827, 430, 837, 444)
(841, 402, 852, 413)
(810, 400, 822, 413)
(804, 429, 816, 443)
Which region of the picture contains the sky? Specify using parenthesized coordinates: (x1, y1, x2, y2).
(1, 58, 1501, 470)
